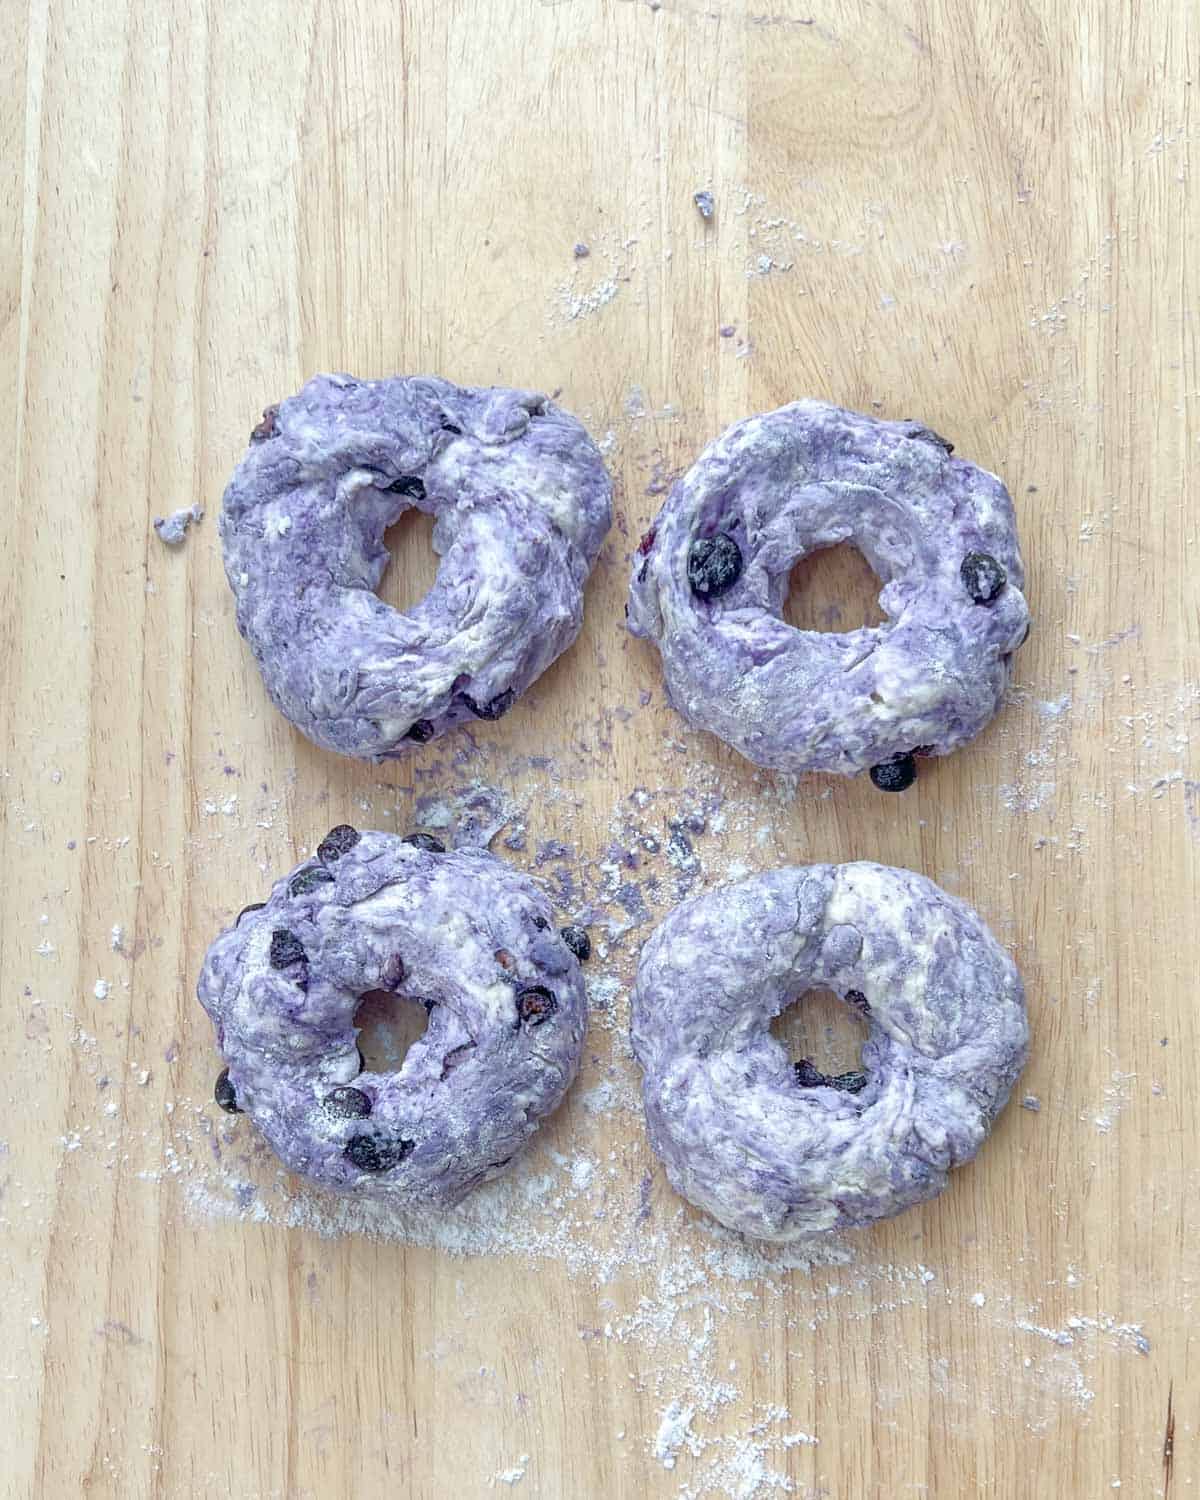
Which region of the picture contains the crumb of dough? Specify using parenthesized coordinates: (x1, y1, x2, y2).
(154, 503, 203, 546)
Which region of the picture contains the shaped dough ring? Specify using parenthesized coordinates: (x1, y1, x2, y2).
(627, 401, 1030, 787)
(631, 863, 1028, 1237)
(221, 373, 612, 760)
(197, 827, 587, 1205)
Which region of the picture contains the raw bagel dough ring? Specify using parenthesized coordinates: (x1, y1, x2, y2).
(221, 373, 612, 760)
(627, 401, 1031, 779)
(197, 827, 587, 1205)
(630, 862, 1028, 1238)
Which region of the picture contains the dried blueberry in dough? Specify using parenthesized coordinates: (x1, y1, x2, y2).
(687, 534, 743, 598)
(289, 867, 335, 897)
(458, 688, 518, 722)
(627, 401, 1031, 777)
(196, 832, 587, 1207)
(214, 1067, 242, 1114)
(631, 862, 1028, 1238)
(268, 928, 307, 969)
(317, 824, 360, 863)
(402, 831, 446, 854)
(322, 1086, 372, 1119)
(868, 753, 917, 793)
(344, 1134, 413, 1173)
(515, 985, 558, 1027)
(219, 373, 612, 761)
(960, 550, 1008, 604)
(559, 925, 591, 962)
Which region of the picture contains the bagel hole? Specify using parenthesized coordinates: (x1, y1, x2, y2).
(353, 989, 429, 1074)
(771, 988, 868, 1077)
(783, 544, 886, 633)
(379, 508, 440, 615)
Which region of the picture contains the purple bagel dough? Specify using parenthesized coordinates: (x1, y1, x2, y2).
(627, 402, 1031, 776)
(630, 863, 1028, 1238)
(220, 374, 612, 760)
(196, 830, 587, 1205)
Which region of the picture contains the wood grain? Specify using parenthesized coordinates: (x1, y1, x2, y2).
(3, 1, 1197, 1496)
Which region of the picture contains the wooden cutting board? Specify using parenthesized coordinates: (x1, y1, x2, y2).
(4, 2, 1196, 1495)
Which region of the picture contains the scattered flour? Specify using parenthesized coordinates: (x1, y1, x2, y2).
(654, 1401, 699, 1470)
(552, 276, 619, 324)
(491, 1454, 529, 1487)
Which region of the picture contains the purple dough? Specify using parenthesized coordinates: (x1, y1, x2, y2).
(627, 402, 1031, 777)
(196, 828, 587, 1205)
(220, 374, 612, 760)
(630, 863, 1028, 1238)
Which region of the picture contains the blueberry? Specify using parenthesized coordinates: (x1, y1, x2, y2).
(693, 189, 715, 219)
(384, 475, 426, 500)
(636, 527, 657, 584)
(531, 915, 550, 931)
(214, 1067, 242, 1113)
(459, 687, 517, 721)
(868, 754, 917, 792)
(516, 985, 558, 1026)
(380, 952, 406, 990)
(903, 421, 954, 454)
(960, 551, 1007, 604)
(404, 719, 436, 743)
(289, 867, 335, 897)
(323, 1086, 372, 1119)
(688, 534, 743, 598)
(795, 1060, 868, 1094)
(829, 1070, 868, 1094)
(269, 927, 307, 969)
(236, 901, 266, 924)
(317, 824, 360, 863)
(560, 925, 591, 962)
(844, 989, 871, 1014)
(344, 1133, 414, 1173)
(403, 831, 446, 853)
(439, 419, 463, 436)
(250, 405, 278, 442)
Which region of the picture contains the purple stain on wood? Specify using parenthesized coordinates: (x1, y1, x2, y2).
(96, 1321, 144, 1345)
(1183, 781, 1200, 838)
(536, 839, 572, 866)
